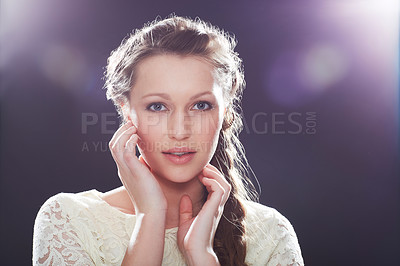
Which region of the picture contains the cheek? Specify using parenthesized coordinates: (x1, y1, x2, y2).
(136, 113, 166, 152)
(137, 132, 159, 153)
(137, 113, 165, 133)
(194, 112, 222, 151)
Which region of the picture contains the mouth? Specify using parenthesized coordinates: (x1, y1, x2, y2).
(162, 150, 196, 164)
(161, 151, 196, 157)
(162, 147, 196, 155)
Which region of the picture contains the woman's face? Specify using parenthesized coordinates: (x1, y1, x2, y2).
(126, 54, 226, 184)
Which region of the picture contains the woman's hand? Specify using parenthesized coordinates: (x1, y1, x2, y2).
(177, 164, 232, 266)
(109, 120, 167, 215)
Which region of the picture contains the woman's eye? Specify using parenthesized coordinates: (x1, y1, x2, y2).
(146, 102, 167, 112)
(193, 101, 212, 111)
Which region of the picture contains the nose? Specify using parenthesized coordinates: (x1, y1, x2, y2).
(167, 111, 192, 140)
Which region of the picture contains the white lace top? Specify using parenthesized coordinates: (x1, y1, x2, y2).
(32, 189, 304, 265)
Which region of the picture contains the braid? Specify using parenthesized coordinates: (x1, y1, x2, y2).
(209, 117, 257, 265)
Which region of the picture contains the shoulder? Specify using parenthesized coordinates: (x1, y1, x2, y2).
(33, 189, 136, 265)
(32, 190, 104, 265)
(243, 200, 295, 233)
(243, 200, 297, 246)
(242, 200, 304, 265)
(36, 189, 101, 218)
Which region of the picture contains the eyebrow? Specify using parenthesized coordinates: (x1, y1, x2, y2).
(141, 91, 213, 100)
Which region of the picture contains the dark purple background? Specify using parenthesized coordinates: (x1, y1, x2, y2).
(0, 0, 399, 265)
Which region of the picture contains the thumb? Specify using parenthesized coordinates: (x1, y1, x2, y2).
(179, 194, 193, 226)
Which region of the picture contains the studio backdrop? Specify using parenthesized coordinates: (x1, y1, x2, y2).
(0, 0, 398, 265)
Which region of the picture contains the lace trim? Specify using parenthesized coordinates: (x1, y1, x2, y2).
(32, 196, 95, 265)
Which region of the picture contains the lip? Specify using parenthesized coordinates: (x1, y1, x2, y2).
(162, 147, 196, 153)
(162, 147, 196, 165)
(162, 152, 195, 165)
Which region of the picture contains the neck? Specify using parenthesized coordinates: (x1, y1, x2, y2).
(115, 173, 206, 229)
(155, 174, 206, 229)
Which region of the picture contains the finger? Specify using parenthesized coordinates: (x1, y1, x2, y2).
(125, 134, 139, 153)
(205, 164, 230, 188)
(111, 126, 138, 161)
(123, 134, 142, 169)
(202, 167, 231, 203)
(204, 165, 229, 188)
(179, 194, 193, 226)
(109, 120, 134, 148)
(111, 133, 139, 179)
(202, 177, 225, 216)
(113, 125, 138, 150)
(202, 177, 225, 204)
(202, 177, 225, 196)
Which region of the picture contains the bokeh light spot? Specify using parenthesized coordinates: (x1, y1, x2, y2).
(265, 43, 349, 107)
(40, 44, 90, 91)
(301, 44, 349, 91)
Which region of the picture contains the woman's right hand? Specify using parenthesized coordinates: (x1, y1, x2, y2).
(109, 120, 167, 215)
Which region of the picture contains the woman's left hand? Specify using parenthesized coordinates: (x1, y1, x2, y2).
(177, 163, 231, 266)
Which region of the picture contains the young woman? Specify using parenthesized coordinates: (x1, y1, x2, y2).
(33, 15, 304, 265)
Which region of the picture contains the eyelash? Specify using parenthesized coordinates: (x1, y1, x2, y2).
(145, 101, 214, 112)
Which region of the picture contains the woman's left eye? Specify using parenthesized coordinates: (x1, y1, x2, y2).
(193, 101, 213, 111)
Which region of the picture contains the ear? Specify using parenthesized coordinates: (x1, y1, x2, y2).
(120, 103, 131, 123)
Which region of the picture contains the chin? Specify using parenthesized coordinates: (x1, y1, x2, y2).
(158, 165, 201, 184)
(142, 151, 211, 183)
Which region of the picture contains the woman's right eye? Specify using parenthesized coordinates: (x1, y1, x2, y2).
(146, 102, 167, 112)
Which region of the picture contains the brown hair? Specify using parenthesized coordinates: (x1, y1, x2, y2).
(103, 14, 259, 265)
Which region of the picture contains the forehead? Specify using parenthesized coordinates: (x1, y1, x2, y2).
(130, 54, 221, 99)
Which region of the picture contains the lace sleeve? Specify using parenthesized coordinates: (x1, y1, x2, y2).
(32, 195, 95, 265)
(266, 214, 304, 266)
